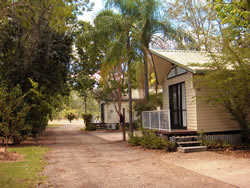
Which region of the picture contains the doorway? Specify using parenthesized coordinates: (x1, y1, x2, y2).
(169, 82, 187, 129)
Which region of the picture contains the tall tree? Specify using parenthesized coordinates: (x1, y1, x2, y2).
(0, 0, 92, 138)
(104, 1, 140, 135)
(136, 0, 177, 100)
(166, 0, 217, 50)
(190, 0, 250, 140)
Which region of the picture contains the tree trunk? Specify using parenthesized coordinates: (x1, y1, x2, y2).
(126, 29, 133, 136)
(84, 95, 87, 113)
(122, 107, 126, 141)
(4, 136, 8, 159)
(13, 136, 20, 145)
(128, 60, 133, 136)
(143, 48, 150, 101)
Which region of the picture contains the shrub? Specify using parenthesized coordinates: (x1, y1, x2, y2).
(140, 131, 168, 149)
(128, 130, 177, 151)
(65, 112, 76, 123)
(128, 134, 141, 146)
(85, 123, 96, 131)
(82, 113, 92, 125)
(133, 100, 156, 120)
(202, 139, 232, 148)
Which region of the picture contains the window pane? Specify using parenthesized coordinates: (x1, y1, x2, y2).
(176, 67, 187, 75)
(182, 83, 186, 110)
(167, 68, 176, 78)
(182, 111, 187, 127)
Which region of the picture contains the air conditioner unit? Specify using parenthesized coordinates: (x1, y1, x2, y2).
(107, 124, 116, 130)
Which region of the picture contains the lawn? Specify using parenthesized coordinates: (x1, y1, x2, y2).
(0, 146, 50, 188)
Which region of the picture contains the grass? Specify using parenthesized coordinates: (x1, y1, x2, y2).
(0, 146, 50, 188)
(47, 123, 64, 128)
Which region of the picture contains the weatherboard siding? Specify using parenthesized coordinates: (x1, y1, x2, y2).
(104, 101, 137, 124)
(195, 87, 240, 132)
(163, 72, 198, 131)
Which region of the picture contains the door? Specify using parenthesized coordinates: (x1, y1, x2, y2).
(101, 103, 105, 123)
(169, 82, 187, 129)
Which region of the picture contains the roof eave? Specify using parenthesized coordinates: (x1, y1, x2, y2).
(149, 49, 196, 74)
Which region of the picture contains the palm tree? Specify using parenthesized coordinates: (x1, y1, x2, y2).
(136, 0, 177, 101)
(94, 7, 139, 136)
(104, 0, 140, 135)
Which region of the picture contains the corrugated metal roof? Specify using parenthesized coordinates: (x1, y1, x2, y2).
(150, 49, 212, 73)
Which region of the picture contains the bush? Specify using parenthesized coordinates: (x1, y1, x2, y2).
(128, 134, 141, 146)
(82, 113, 92, 125)
(65, 112, 76, 123)
(128, 130, 177, 151)
(140, 131, 168, 149)
(133, 100, 156, 120)
(85, 123, 96, 131)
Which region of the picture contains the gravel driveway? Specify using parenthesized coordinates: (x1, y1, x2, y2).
(39, 125, 235, 188)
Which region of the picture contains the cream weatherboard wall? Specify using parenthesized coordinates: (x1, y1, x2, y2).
(163, 72, 198, 131)
(195, 86, 240, 132)
(162, 72, 240, 132)
(103, 101, 137, 124)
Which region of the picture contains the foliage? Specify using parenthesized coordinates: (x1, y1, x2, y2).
(0, 146, 50, 188)
(25, 80, 53, 137)
(85, 123, 97, 131)
(201, 139, 232, 149)
(133, 100, 157, 119)
(0, 0, 79, 140)
(140, 130, 169, 149)
(51, 91, 99, 120)
(135, 0, 178, 100)
(149, 92, 163, 107)
(82, 113, 92, 125)
(166, 0, 217, 50)
(65, 112, 77, 123)
(128, 130, 177, 151)
(128, 134, 141, 146)
(0, 85, 31, 156)
(72, 20, 105, 113)
(191, 0, 250, 140)
(210, 0, 249, 32)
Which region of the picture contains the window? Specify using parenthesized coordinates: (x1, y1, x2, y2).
(167, 66, 187, 79)
(167, 68, 176, 78)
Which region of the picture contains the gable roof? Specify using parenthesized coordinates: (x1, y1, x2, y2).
(150, 49, 213, 85)
(150, 49, 211, 73)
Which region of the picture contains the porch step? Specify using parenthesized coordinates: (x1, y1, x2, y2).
(177, 146, 207, 153)
(174, 135, 198, 139)
(177, 141, 201, 145)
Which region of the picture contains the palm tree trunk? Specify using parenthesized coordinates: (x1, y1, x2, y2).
(143, 48, 150, 101)
(126, 29, 133, 136)
(128, 59, 133, 135)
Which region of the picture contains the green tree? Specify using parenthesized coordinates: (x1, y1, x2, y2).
(0, 85, 30, 157)
(166, 0, 217, 50)
(105, 0, 142, 135)
(0, 0, 92, 139)
(191, 0, 250, 140)
(73, 20, 107, 113)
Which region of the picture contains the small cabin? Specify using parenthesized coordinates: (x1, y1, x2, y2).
(100, 90, 142, 127)
(142, 49, 241, 143)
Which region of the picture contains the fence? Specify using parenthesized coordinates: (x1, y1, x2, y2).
(142, 110, 171, 131)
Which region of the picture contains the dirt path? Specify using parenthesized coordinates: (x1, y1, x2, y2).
(39, 125, 234, 188)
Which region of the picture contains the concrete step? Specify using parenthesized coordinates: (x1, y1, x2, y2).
(174, 135, 198, 139)
(177, 146, 207, 153)
(177, 141, 201, 145)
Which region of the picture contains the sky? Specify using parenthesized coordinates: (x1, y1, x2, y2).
(79, 0, 105, 23)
